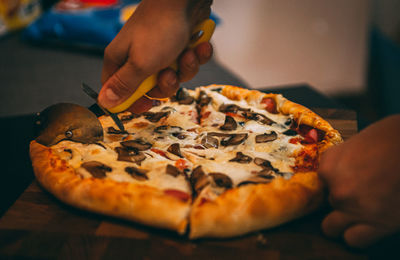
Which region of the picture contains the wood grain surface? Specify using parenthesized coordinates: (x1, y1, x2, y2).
(0, 109, 397, 259)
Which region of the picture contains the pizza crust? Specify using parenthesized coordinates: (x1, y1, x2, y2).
(30, 141, 190, 234)
(189, 171, 323, 238)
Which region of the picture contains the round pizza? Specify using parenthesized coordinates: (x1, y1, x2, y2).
(30, 84, 342, 239)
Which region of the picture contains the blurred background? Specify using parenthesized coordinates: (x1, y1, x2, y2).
(1, 0, 399, 124)
(211, 0, 400, 123)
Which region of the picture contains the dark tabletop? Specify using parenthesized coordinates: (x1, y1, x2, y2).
(0, 33, 398, 259)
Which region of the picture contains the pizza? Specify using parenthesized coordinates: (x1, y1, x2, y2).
(30, 84, 342, 238)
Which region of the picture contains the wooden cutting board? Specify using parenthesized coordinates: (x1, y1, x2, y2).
(0, 108, 370, 259)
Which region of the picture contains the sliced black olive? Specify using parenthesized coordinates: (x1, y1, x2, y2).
(219, 104, 250, 113)
(201, 135, 219, 148)
(125, 166, 148, 181)
(238, 176, 273, 187)
(238, 121, 245, 127)
(190, 166, 210, 194)
(172, 132, 187, 139)
(255, 131, 277, 143)
(254, 158, 275, 171)
(120, 113, 140, 122)
(229, 152, 252, 163)
(143, 111, 170, 123)
(197, 91, 212, 106)
(282, 129, 297, 136)
(167, 143, 183, 158)
(284, 118, 293, 126)
(220, 115, 237, 131)
(121, 139, 152, 151)
(209, 172, 233, 189)
(221, 133, 248, 146)
(81, 161, 111, 179)
(166, 164, 181, 177)
(107, 127, 128, 135)
(211, 87, 222, 92)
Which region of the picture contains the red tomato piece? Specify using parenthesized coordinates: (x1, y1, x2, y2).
(303, 128, 318, 144)
(164, 189, 190, 202)
(175, 159, 188, 171)
(261, 97, 277, 113)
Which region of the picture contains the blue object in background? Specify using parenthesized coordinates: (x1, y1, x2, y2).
(23, 0, 219, 50)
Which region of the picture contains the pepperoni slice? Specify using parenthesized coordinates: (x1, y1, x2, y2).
(261, 97, 277, 114)
(164, 189, 190, 202)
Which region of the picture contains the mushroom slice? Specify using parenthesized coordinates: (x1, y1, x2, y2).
(143, 111, 170, 123)
(121, 139, 152, 151)
(125, 166, 148, 181)
(254, 157, 276, 171)
(201, 135, 219, 148)
(167, 143, 183, 158)
(107, 127, 128, 135)
(229, 152, 252, 163)
(220, 115, 237, 131)
(219, 104, 250, 113)
(166, 164, 182, 177)
(81, 161, 111, 179)
(120, 113, 140, 122)
(197, 91, 212, 106)
(242, 112, 274, 125)
(190, 166, 210, 195)
(209, 172, 233, 189)
(221, 133, 248, 146)
(175, 88, 195, 105)
(255, 131, 278, 143)
(116, 147, 146, 164)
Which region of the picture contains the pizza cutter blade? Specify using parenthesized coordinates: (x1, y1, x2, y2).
(35, 103, 104, 146)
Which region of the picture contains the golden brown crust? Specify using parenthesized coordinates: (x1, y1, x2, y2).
(189, 172, 323, 238)
(30, 141, 189, 234)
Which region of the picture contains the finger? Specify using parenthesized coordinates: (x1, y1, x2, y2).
(101, 38, 130, 84)
(344, 224, 390, 248)
(98, 61, 148, 109)
(127, 95, 155, 114)
(322, 210, 356, 238)
(147, 68, 179, 98)
(178, 49, 199, 82)
(194, 42, 213, 65)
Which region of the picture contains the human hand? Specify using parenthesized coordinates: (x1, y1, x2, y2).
(98, 0, 213, 113)
(318, 115, 400, 248)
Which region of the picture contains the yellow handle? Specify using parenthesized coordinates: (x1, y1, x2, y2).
(108, 19, 216, 113)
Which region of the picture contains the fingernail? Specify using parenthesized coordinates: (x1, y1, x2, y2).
(105, 88, 120, 101)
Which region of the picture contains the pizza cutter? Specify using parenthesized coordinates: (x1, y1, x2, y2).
(35, 18, 215, 146)
(35, 102, 104, 146)
(35, 83, 125, 146)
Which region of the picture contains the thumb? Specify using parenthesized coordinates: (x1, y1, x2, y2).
(98, 62, 148, 109)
